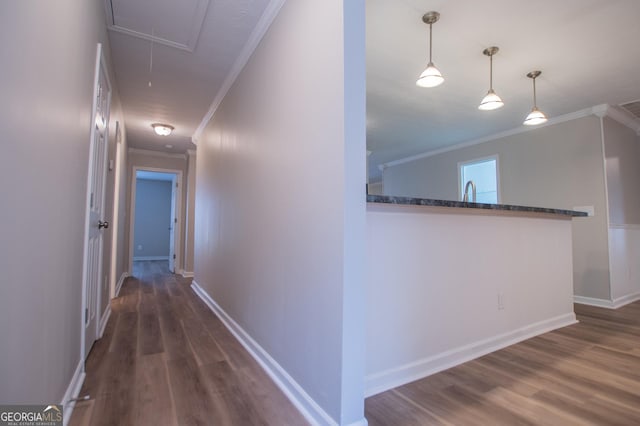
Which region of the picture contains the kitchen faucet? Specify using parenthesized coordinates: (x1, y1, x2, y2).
(463, 180, 476, 202)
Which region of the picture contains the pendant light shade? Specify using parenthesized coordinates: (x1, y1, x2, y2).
(416, 11, 444, 88)
(524, 107, 548, 126)
(479, 90, 504, 110)
(478, 47, 504, 110)
(417, 62, 444, 88)
(523, 71, 547, 125)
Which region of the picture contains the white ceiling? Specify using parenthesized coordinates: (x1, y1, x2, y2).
(105, 0, 271, 153)
(107, 0, 640, 163)
(367, 0, 640, 177)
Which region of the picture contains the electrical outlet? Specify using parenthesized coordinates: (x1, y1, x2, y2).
(498, 292, 505, 310)
(137, 245, 143, 250)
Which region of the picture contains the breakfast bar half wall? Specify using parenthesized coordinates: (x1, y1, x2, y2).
(365, 195, 587, 396)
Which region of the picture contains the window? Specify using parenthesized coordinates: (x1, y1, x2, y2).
(459, 156, 499, 204)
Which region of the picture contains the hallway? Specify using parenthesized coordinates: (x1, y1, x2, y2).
(70, 261, 307, 426)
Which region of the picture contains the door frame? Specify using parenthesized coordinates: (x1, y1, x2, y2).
(108, 121, 124, 299)
(80, 43, 112, 364)
(168, 174, 177, 273)
(128, 167, 183, 274)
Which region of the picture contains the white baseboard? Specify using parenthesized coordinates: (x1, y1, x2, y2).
(115, 272, 128, 297)
(61, 359, 86, 426)
(365, 312, 577, 397)
(133, 256, 169, 261)
(574, 293, 640, 309)
(191, 281, 342, 426)
(98, 305, 111, 339)
(180, 270, 194, 278)
(613, 292, 640, 308)
(574, 295, 616, 308)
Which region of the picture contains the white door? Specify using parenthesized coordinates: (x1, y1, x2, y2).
(168, 177, 177, 273)
(83, 44, 111, 358)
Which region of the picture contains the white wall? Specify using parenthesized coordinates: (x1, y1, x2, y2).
(603, 117, 640, 304)
(0, 0, 122, 405)
(113, 121, 130, 291)
(366, 204, 577, 395)
(102, 112, 129, 314)
(603, 117, 640, 226)
(383, 116, 610, 300)
(608, 227, 640, 303)
(133, 179, 172, 259)
(183, 150, 197, 274)
(194, 0, 366, 424)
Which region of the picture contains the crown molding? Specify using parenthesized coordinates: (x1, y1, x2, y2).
(382, 107, 596, 169)
(591, 104, 609, 118)
(595, 104, 640, 135)
(128, 147, 187, 160)
(191, 0, 286, 145)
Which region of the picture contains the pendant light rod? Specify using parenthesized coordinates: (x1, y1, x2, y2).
(416, 11, 444, 88)
(423, 11, 440, 65)
(524, 70, 547, 125)
(527, 70, 542, 107)
(148, 27, 154, 88)
(429, 19, 433, 63)
(483, 47, 499, 89)
(489, 53, 493, 88)
(478, 46, 503, 111)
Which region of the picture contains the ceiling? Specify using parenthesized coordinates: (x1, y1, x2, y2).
(367, 0, 640, 178)
(105, 0, 271, 153)
(107, 0, 640, 164)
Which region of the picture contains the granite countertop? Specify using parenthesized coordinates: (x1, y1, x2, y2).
(367, 194, 588, 218)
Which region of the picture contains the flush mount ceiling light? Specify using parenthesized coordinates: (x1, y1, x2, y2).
(523, 71, 548, 126)
(151, 123, 174, 136)
(478, 47, 504, 111)
(416, 11, 444, 88)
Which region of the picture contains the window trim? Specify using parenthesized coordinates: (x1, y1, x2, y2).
(457, 155, 501, 203)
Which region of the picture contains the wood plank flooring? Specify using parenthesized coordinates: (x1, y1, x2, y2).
(73, 262, 640, 425)
(69, 261, 307, 426)
(365, 301, 640, 425)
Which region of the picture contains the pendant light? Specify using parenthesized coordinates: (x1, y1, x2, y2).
(523, 71, 548, 125)
(478, 47, 504, 110)
(416, 11, 444, 88)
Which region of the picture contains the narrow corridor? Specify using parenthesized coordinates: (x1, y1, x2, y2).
(69, 261, 307, 425)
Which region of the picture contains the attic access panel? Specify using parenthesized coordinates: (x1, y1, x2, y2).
(107, 0, 210, 51)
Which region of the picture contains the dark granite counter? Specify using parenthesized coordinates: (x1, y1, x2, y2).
(367, 194, 588, 218)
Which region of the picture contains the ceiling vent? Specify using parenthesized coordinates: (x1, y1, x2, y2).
(619, 100, 640, 119)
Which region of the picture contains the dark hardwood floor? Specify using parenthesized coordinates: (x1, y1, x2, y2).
(365, 301, 640, 425)
(69, 261, 308, 426)
(72, 262, 640, 425)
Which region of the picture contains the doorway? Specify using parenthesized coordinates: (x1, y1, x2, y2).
(129, 168, 182, 275)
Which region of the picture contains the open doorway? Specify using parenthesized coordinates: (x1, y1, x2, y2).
(130, 168, 182, 275)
